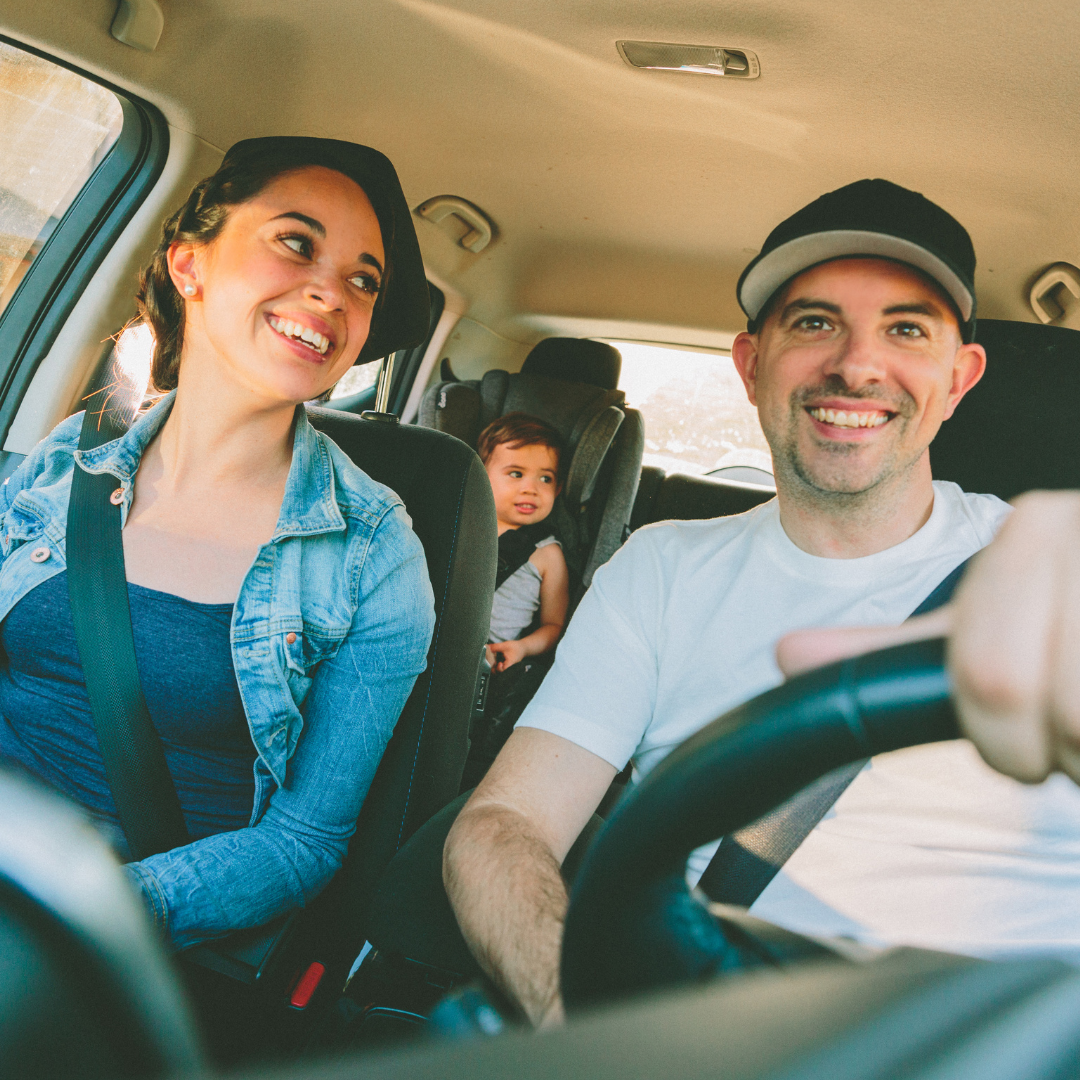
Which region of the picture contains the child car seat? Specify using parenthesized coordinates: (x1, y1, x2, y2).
(419, 337, 644, 596)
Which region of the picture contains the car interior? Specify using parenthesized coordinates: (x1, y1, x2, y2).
(1, 2, 1080, 1078)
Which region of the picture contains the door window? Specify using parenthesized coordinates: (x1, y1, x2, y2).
(330, 360, 383, 400)
(0, 41, 123, 317)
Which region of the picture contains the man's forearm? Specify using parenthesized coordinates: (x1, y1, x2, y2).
(444, 801, 568, 1025)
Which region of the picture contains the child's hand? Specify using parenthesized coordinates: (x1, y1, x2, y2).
(487, 639, 528, 672)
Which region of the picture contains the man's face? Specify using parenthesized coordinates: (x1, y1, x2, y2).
(731, 258, 986, 499)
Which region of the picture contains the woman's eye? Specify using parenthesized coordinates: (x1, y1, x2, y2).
(349, 272, 381, 296)
(277, 233, 312, 258)
(508, 470, 522, 478)
(540, 475, 553, 484)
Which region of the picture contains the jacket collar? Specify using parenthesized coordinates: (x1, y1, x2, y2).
(75, 391, 346, 540)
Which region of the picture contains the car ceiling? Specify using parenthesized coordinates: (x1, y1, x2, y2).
(2, 0, 1077, 348)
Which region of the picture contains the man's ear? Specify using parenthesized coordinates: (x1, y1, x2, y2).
(942, 341, 986, 421)
(731, 330, 761, 406)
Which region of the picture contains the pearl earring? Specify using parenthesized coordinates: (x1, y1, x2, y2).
(183, 284, 196, 296)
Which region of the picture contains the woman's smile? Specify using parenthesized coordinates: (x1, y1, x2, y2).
(266, 313, 336, 360)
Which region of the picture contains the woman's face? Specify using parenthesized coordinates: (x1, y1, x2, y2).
(168, 165, 386, 405)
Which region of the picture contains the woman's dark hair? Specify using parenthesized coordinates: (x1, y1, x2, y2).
(134, 137, 430, 393)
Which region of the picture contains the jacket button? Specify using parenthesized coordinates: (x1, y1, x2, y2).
(286, 632, 297, 644)
(109, 488, 124, 505)
(30, 546, 50, 563)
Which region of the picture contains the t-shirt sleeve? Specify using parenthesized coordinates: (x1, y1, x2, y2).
(515, 527, 667, 769)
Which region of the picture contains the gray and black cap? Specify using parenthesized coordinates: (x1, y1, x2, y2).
(737, 179, 977, 342)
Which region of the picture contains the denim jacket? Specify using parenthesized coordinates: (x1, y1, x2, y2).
(0, 393, 435, 950)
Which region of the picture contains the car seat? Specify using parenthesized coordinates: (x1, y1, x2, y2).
(930, 319, 1080, 498)
(170, 409, 497, 1059)
(255, 412, 497, 986)
(419, 337, 644, 596)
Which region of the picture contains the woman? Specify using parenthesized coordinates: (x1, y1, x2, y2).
(0, 137, 436, 950)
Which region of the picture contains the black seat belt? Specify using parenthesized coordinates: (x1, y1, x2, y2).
(66, 407, 190, 861)
(697, 556, 972, 906)
(495, 522, 549, 590)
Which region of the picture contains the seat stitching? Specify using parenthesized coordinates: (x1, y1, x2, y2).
(396, 461, 472, 850)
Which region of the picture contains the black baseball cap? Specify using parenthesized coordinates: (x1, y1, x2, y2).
(737, 179, 977, 342)
(221, 136, 429, 364)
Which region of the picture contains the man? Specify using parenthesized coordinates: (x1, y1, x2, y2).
(443, 179, 1080, 1026)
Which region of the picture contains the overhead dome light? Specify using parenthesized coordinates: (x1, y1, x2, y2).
(617, 40, 760, 79)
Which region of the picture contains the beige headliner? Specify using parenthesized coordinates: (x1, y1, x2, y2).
(1, 0, 1077, 350)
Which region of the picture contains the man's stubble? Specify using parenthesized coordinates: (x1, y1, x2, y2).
(769, 378, 925, 522)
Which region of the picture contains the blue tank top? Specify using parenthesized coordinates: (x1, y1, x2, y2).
(0, 571, 255, 852)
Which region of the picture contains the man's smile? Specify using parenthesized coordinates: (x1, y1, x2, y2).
(806, 406, 894, 430)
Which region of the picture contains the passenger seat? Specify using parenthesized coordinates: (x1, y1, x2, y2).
(419, 337, 644, 595)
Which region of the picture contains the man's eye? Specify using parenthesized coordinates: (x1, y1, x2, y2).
(349, 272, 381, 296)
(794, 315, 834, 332)
(890, 322, 925, 338)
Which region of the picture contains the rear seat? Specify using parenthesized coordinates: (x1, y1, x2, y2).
(631, 469, 773, 531)
(419, 337, 644, 597)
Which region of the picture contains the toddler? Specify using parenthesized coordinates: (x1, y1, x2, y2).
(478, 412, 570, 672)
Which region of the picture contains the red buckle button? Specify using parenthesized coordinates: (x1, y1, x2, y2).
(288, 962, 325, 1009)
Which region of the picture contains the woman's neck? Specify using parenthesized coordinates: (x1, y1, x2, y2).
(122, 362, 299, 603)
(155, 371, 296, 492)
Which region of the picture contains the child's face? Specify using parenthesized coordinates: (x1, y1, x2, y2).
(485, 441, 561, 530)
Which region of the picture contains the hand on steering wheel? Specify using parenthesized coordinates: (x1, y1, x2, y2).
(560, 637, 956, 1013)
(778, 491, 1080, 788)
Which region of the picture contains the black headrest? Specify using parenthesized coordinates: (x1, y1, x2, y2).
(930, 319, 1080, 501)
(522, 338, 622, 390)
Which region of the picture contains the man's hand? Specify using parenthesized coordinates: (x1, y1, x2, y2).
(487, 639, 529, 672)
(777, 491, 1080, 787)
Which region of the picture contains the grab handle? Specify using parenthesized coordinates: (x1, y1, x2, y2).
(414, 196, 494, 254)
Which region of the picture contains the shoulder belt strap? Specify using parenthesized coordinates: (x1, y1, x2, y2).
(697, 555, 973, 906)
(495, 523, 550, 590)
(66, 408, 189, 861)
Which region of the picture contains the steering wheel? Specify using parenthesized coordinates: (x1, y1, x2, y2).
(560, 636, 957, 1012)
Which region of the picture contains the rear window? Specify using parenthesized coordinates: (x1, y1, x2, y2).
(611, 341, 774, 485)
(0, 41, 123, 317)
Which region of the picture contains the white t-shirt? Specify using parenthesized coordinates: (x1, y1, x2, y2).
(518, 481, 1080, 964)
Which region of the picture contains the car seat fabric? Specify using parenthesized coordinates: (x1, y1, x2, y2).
(931, 319, 1080, 499)
(302, 408, 497, 974)
(632, 472, 774, 531)
(418, 339, 643, 593)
